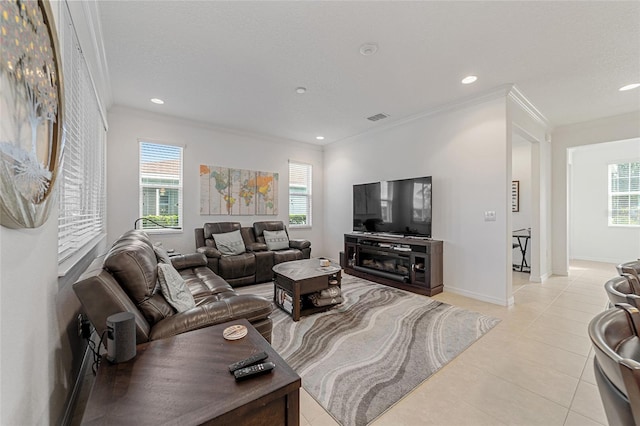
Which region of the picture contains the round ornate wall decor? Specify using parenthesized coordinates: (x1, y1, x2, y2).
(0, 0, 64, 228)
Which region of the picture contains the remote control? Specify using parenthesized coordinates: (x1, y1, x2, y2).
(228, 351, 268, 373)
(233, 362, 276, 381)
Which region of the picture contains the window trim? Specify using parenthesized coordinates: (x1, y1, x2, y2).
(288, 160, 313, 228)
(138, 140, 185, 233)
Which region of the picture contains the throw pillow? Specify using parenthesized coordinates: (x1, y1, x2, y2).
(263, 229, 289, 251)
(212, 229, 246, 256)
(153, 243, 172, 264)
(157, 263, 196, 313)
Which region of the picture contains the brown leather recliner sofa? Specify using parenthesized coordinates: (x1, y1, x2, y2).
(73, 230, 274, 344)
(194, 221, 311, 286)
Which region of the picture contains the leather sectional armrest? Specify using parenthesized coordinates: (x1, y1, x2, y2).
(246, 242, 268, 252)
(197, 246, 222, 258)
(289, 239, 311, 250)
(171, 253, 207, 270)
(149, 294, 274, 341)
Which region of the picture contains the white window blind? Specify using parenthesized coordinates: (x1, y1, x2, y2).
(289, 161, 312, 227)
(57, 4, 107, 264)
(139, 142, 183, 230)
(608, 162, 640, 226)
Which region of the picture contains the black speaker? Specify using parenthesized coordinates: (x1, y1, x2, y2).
(106, 312, 136, 363)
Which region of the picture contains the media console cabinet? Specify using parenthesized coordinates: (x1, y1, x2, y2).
(342, 233, 443, 296)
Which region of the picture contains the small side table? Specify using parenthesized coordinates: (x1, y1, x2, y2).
(81, 319, 300, 425)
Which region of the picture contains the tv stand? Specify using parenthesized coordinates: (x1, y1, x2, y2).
(342, 233, 443, 296)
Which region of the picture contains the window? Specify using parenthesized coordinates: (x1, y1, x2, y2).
(139, 142, 183, 230)
(608, 162, 640, 226)
(58, 4, 107, 264)
(289, 161, 312, 227)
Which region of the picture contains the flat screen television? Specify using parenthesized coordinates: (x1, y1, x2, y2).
(353, 176, 432, 237)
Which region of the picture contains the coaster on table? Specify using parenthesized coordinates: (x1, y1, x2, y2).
(223, 325, 248, 341)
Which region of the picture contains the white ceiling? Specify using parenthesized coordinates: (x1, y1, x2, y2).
(98, 1, 640, 145)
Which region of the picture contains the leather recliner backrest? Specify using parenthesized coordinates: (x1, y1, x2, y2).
(103, 232, 174, 326)
(253, 221, 288, 244)
(203, 222, 242, 248)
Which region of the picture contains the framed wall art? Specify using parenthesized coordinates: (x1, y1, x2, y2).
(199, 165, 279, 216)
(0, 0, 65, 228)
(512, 180, 520, 212)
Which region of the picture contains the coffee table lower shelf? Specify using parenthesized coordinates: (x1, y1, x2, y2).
(272, 259, 342, 321)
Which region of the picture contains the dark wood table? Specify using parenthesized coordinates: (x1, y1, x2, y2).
(81, 319, 301, 425)
(273, 258, 342, 321)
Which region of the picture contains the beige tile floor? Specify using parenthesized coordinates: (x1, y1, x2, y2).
(301, 260, 613, 426)
(72, 261, 613, 426)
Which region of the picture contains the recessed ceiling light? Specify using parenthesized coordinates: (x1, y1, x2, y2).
(295, 87, 307, 94)
(461, 75, 478, 85)
(316, 136, 325, 140)
(150, 98, 164, 104)
(359, 43, 378, 56)
(619, 83, 640, 91)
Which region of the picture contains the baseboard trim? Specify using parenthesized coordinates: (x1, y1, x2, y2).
(60, 343, 91, 426)
(444, 286, 510, 306)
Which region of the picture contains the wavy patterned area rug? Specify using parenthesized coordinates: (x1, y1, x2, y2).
(238, 274, 500, 426)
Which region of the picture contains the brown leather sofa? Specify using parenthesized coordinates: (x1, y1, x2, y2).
(588, 303, 640, 425)
(194, 221, 311, 286)
(73, 230, 274, 344)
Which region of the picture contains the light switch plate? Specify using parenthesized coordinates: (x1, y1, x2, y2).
(484, 211, 496, 221)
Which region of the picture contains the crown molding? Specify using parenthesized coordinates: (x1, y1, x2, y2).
(109, 105, 324, 152)
(329, 84, 515, 146)
(507, 85, 551, 130)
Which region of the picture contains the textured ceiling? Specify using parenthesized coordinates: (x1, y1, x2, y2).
(98, 1, 640, 145)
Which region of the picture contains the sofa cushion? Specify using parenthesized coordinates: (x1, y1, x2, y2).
(219, 252, 256, 279)
(273, 249, 303, 264)
(213, 229, 246, 256)
(264, 229, 289, 250)
(158, 263, 196, 313)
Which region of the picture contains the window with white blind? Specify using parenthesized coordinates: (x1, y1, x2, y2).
(139, 142, 183, 230)
(608, 161, 640, 226)
(57, 4, 107, 265)
(289, 161, 312, 227)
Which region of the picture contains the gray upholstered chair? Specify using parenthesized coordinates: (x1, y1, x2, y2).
(604, 274, 640, 309)
(588, 303, 640, 426)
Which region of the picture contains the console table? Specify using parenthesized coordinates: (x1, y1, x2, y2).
(81, 319, 301, 425)
(343, 233, 443, 296)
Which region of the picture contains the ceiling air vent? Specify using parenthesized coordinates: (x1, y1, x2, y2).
(366, 113, 390, 122)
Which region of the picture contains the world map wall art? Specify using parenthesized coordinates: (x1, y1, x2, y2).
(199, 165, 278, 215)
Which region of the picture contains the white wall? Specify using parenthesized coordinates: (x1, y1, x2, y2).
(106, 106, 326, 256)
(512, 136, 532, 267)
(0, 2, 109, 423)
(570, 138, 640, 263)
(552, 112, 640, 275)
(324, 95, 511, 305)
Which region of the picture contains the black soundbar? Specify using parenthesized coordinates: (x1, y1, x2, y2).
(353, 265, 408, 283)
